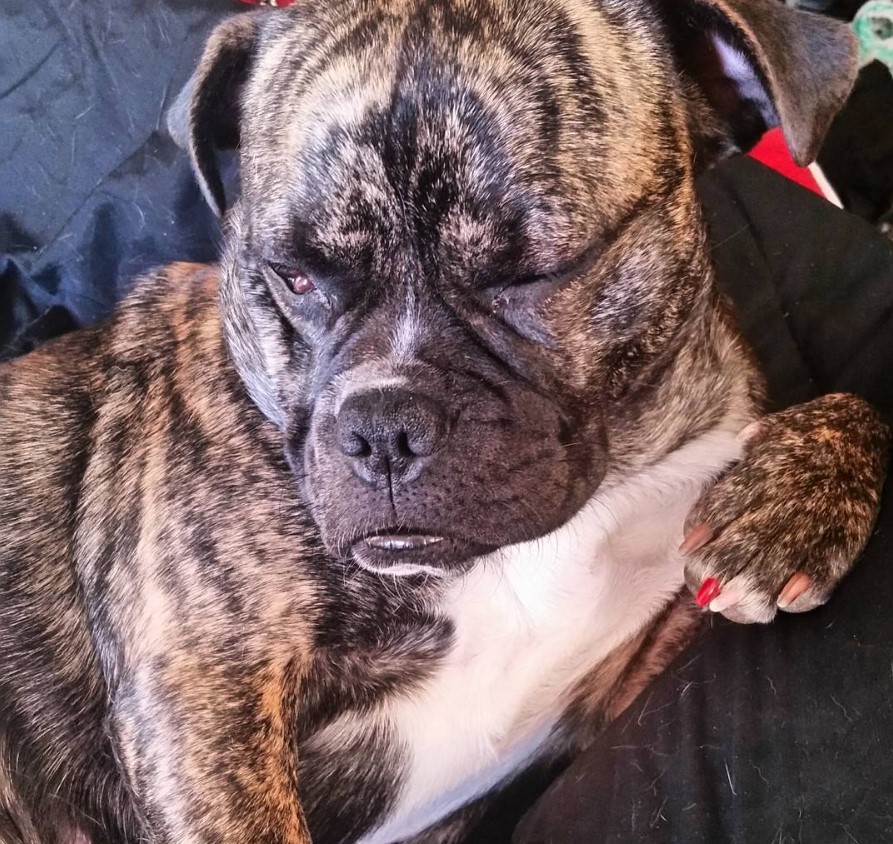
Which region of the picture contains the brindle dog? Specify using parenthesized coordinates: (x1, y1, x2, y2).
(0, 1, 889, 843)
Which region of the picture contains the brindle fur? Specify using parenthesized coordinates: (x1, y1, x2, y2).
(0, 1, 889, 842)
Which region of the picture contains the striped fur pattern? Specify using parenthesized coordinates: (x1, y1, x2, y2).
(1, 1, 888, 842)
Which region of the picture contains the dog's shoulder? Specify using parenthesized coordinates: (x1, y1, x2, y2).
(0, 261, 221, 453)
(0, 262, 229, 546)
(106, 261, 223, 366)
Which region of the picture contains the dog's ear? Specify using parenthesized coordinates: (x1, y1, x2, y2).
(659, 0, 858, 169)
(167, 15, 259, 216)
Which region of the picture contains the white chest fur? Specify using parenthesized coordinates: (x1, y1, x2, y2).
(333, 426, 744, 844)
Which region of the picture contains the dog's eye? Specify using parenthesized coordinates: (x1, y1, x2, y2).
(268, 262, 316, 295)
(487, 280, 558, 347)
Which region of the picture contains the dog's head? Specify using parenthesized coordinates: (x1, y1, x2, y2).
(170, 0, 856, 575)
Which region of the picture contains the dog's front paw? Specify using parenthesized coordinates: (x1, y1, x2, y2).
(681, 394, 890, 624)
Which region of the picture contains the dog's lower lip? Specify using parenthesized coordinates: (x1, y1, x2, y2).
(362, 534, 445, 552)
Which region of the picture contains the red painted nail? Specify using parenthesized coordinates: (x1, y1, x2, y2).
(696, 577, 722, 607)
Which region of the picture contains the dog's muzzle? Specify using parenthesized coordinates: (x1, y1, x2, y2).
(331, 387, 497, 573)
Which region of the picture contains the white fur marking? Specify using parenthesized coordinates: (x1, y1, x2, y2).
(332, 360, 409, 416)
(390, 287, 422, 363)
(312, 422, 746, 843)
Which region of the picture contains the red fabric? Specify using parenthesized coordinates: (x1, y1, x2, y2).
(748, 129, 824, 197)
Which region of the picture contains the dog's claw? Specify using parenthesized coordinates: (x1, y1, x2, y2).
(680, 523, 714, 556)
(777, 571, 811, 609)
(736, 420, 764, 445)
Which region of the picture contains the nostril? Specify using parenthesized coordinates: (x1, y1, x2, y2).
(401, 429, 438, 458)
(395, 430, 413, 458)
(342, 432, 372, 458)
(336, 389, 448, 475)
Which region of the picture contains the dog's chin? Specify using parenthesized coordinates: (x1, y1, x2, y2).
(348, 532, 498, 578)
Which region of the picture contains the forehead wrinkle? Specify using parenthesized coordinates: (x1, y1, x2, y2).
(244, 0, 682, 281)
(560, 0, 676, 187)
(434, 0, 671, 250)
(246, 25, 406, 257)
(389, 10, 590, 265)
(242, 7, 401, 194)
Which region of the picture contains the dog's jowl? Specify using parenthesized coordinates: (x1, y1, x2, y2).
(1, 1, 890, 843)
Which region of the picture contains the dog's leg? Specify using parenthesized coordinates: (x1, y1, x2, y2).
(111, 652, 310, 844)
(681, 393, 890, 623)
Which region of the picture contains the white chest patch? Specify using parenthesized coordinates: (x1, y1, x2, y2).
(326, 426, 744, 844)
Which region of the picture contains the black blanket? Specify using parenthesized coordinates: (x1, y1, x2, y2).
(1, 2, 892, 842)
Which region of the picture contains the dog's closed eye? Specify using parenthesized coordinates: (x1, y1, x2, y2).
(488, 278, 560, 348)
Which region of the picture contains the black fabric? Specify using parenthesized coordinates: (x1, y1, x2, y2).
(514, 160, 893, 844)
(820, 62, 893, 227)
(702, 157, 893, 419)
(1, 3, 892, 843)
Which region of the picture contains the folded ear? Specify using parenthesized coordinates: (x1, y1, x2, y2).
(658, 0, 859, 169)
(167, 15, 259, 216)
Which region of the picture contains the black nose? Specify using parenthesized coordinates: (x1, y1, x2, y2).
(336, 389, 448, 486)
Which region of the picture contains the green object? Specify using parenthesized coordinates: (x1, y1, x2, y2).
(853, 1, 893, 72)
